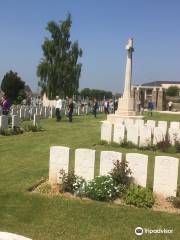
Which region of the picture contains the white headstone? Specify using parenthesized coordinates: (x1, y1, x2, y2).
(158, 121, 167, 135)
(44, 107, 50, 118)
(0, 232, 32, 240)
(135, 119, 144, 127)
(153, 127, 165, 145)
(124, 119, 134, 128)
(139, 126, 151, 147)
(49, 146, 70, 184)
(50, 107, 55, 118)
(146, 120, 156, 133)
(168, 128, 180, 145)
(153, 156, 179, 197)
(126, 153, 148, 187)
(113, 123, 125, 144)
(12, 115, 20, 128)
(33, 114, 40, 127)
(114, 118, 124, 125)
(101, 121, 112, 143)
(127, 125, 139, 145)
(24, 108, 30, 119)
(19, 108, 24, 119)
(170, 121, 180, 129)
(30, 108, 36, 119)
(75, 148, 95, 181)
(0, 115, 8, 129)
(35, 108, 40, 115)
(11, 108, 17, 115)
(100, 151, 122, 176)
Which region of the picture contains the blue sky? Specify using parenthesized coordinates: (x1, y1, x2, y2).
(0, 0, 180, 93)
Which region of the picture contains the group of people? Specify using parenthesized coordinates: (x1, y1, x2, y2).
(55, 96, 74, 122)
(92, 98, 118, 118)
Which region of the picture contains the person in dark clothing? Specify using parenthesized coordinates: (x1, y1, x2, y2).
(0, 95, 11, 115)
(113, 99, 118, 113)
(92, 99, 98, 118)
(68, 98, 74, 122)
(148, 100, 154, 116)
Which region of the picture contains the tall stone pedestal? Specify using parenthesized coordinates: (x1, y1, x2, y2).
(107, 38, 143, 124)
(115, 97, 136, 116)
(107, 113, 143, 124)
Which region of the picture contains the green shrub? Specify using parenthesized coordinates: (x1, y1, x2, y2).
(124, 184, 155, 208)
(120, 141, 137, 149)
(85, 175, 120, 201)
(169, 197, 180, 208)
(24, 124, 42, 132)
(168, 185, 180, 208)
(0, 127, 23, 136)
(109, 160, 132, 187)
(59, 169, 85, 196)
(156, 135, 171, 152)
(175, 141, 180, 153)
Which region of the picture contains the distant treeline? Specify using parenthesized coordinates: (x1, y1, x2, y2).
(79, 88, 113, 100)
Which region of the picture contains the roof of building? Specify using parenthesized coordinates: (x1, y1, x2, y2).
(141, 81, 180, 86)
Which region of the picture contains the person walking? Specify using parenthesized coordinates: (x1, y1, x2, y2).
(0, 94, 11, 115)
(113, 99, 118, 113)
(104, 99, 109, 114)
(168, 101, 173, 111)
(55, 96, 62, 122)
(68, 98, 74, 122)
(92, 98, 98, 118)
(147, 100, 154, 116)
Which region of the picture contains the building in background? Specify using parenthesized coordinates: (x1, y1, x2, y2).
(133, 81, 180, 111)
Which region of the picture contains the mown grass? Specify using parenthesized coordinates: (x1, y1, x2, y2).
(0, 113, 180, 240)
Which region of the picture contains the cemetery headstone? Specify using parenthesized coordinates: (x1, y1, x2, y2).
(153, 127, 165, 145)
(113, 123, 125, 144)
(12, 115, 20, 128)
(101, 121, 112, 143)
(49, 146, 70, 184)
(170, 121, 180, 129)
(153, 156, 179, 197)
(0, 115, 8, 130)
(100, 151, 122, 176)
(127, 125, 139, 145)
(126, 153, 148, 187)
(139, 126, 151, 147)
(75, 148, 95, 181)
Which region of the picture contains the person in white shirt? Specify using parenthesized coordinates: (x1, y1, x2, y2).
(55, 96, 62, 121)
(168, 101, 173, 111)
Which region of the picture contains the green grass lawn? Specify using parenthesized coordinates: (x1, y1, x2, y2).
(0, 113, 180, 240)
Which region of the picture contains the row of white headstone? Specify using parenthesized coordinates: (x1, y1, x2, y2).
(0, 104, 105, 119)
(9, 106, 55, 120)
(101, 120, 180, 146)
(49, 146, 179, 197)
(0, 114, 40, 131)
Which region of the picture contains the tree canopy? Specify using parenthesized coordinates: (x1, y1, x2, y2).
(1, 70, 26, 103)
(166, 86, 180, 96)
(37, 14, 83, 99)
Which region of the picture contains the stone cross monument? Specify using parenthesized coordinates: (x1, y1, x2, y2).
(123, 38, 134, 98)
(107, 38, 143, 123)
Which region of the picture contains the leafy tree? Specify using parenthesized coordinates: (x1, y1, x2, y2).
(1, 70, 25, 103)
(37, 14, 83, 99)
(166, 86, 180, 96)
